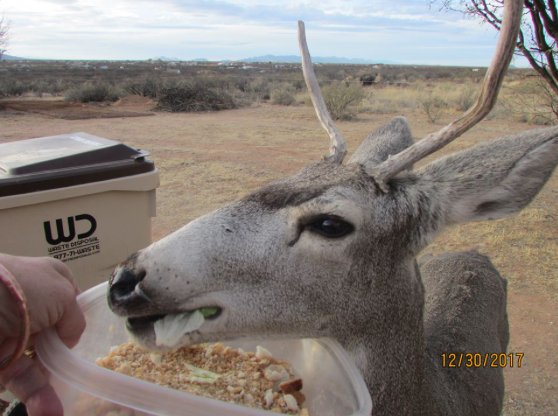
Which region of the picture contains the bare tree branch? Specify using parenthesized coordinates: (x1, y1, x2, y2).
(479, 0, 504, 24)
(531, 0, 558, 38)
(436, 0, 558, 114)
(517, 29, 558, 95)
(548, 0, 558, 22)
(0, 14, 9, 60)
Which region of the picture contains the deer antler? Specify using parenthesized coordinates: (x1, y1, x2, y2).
(298, 21, 348, 164)
(298, 0, 523, 187)
(368, 0, 524, 191)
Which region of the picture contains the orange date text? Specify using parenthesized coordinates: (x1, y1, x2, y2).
(440, 353, 523, 368)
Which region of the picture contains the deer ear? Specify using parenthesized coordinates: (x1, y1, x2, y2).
(415, 127, 558, 226)
(348, 116, 414, 169)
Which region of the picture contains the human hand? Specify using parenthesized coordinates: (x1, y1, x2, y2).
(0, 254, 86, 416)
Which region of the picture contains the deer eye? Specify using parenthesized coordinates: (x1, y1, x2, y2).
(306, 216, 354, 239)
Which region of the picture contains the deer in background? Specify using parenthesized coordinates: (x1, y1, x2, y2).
(107, 0, 558, 414)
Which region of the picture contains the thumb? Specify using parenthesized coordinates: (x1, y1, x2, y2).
(54, 296, 86, 350)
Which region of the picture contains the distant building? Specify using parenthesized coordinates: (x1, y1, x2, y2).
(167, 68, 181, 74)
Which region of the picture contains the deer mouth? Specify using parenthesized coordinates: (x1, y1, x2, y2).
(126, 314, 166, 330)
(124, 307, 223, 350)
(126, 307, 222, 331)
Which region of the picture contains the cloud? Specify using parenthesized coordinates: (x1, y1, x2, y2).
(41, 0, 80, 3)
(2, 0, 503, 65)
(164, 0, 244, 16)
(155, 0, 455, 29)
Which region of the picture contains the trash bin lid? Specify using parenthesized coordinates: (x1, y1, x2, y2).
(0, 133, 155, 197)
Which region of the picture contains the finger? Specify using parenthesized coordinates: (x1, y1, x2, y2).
(26, 385, 64, 416)
(55, 297, 86, 349)
(0, 355, 63, 416)
(43, 258, 82, 296)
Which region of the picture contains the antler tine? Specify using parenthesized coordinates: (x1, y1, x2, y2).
(369, 0, 524, 192)
(298, 21, 347, 164)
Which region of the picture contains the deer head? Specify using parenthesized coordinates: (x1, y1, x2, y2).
(107, 0, 558, 413)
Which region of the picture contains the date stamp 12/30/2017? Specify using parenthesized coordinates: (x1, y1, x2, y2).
(441, 353, 524, 368)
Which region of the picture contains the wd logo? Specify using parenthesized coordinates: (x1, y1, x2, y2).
(44, 214, 97, 246)
(45, 214, 101, 262)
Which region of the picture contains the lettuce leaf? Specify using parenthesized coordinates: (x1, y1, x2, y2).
(154, 310, 205, 348)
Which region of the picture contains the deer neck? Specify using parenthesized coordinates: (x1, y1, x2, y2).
(333, 259, 427, 415)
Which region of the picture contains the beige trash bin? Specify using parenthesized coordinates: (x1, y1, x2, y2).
(0, 132, 159, 290)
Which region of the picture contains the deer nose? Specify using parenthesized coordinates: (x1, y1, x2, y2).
(108, 266, 150, 309)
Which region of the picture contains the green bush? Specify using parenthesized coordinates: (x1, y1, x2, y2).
(30, 79, 71, 97)
(0, 80, 29, 97)
(321, 81, 366, 120)
(270, 84, 296, 106)
(418, 92, 448, 124)
(359, 74, 377, 86)
(124, 77, 161, 98)
(155, 79, 236, 112)
(454, 85, 479, 112)
(50, 79, 71, 96)
(502, 77, 558, 125)
(65, 81, 121, 103)
(29, 81, 47, 97)
(248, 77, 271, 101)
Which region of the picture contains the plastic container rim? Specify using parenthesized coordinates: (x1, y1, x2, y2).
(37, 282, 373, 416)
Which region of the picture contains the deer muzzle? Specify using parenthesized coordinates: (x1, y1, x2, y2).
(108, 266, 151, 315)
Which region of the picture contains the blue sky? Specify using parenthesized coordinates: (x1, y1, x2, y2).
(1, 0, 529, 67)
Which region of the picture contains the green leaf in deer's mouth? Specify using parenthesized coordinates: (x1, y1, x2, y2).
(199, 307, 220, 318)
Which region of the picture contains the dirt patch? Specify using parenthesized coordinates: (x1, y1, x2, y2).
(0, 99, 154, 120)
(503, 291, 558, 415)
(113, 95, 156, 112)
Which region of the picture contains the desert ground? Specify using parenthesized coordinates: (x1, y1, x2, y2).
(0, 97, 556, 415)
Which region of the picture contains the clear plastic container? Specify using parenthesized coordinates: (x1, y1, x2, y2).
(37, 282, 373, 416)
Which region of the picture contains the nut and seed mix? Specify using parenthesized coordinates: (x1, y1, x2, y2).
(92, 342, 309, 415)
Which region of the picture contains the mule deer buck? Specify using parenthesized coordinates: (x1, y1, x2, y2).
(108, 0, 558, 414)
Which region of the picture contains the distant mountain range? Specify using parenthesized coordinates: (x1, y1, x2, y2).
(239, 55, 398, 64)
(151, 56, 180, 62)
(153, 54, 393, 64)
(153, 56, 206, 62)
(1, 54, 27, 61)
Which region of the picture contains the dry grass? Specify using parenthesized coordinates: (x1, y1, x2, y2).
(358, 79, 558, 127)
(359, 82, 481, 121)
(499, 78, 558, 126)
(360, 84, 420, 114)
(423, 206, 558, 298)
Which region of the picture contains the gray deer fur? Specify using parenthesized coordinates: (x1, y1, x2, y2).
(108, 117, 558, 415)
